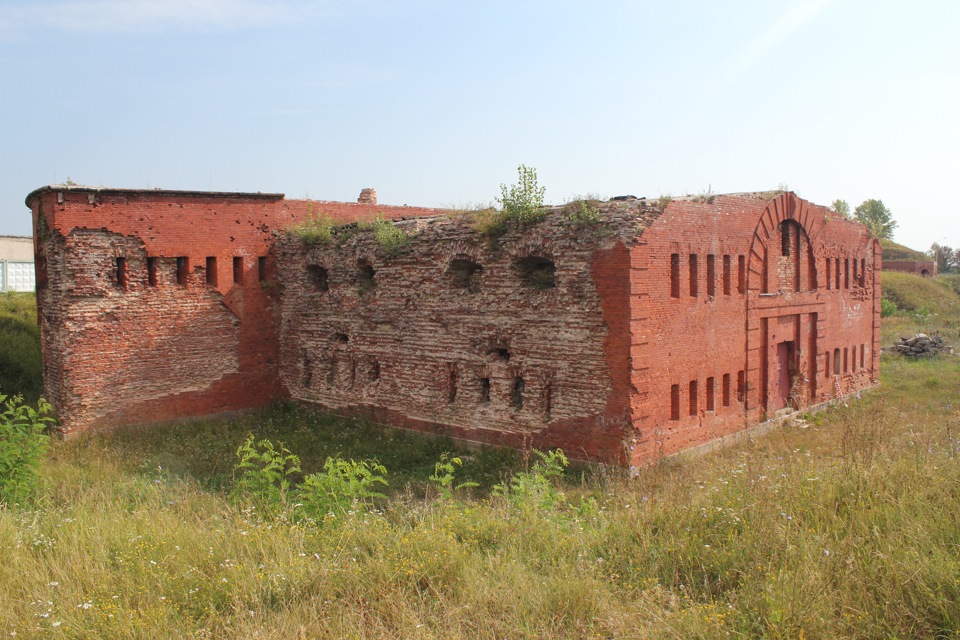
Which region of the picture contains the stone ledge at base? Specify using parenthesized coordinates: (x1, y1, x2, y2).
(661, 382, 880, 466)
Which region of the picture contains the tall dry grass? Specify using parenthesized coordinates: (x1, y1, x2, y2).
(3, 286, 960, 638)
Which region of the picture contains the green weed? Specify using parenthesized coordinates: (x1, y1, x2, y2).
(371, 218, 412, 255)
(0, 394, 53, 506)
(290, 207, 335, 246)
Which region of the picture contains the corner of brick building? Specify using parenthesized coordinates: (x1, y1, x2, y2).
(25, 185, 441, 435)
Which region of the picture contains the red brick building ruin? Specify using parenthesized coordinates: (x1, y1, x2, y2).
(882, 259, 937, 277)
(27, 186, 880, 466)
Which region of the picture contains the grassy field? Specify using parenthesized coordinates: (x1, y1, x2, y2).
(1, 282, 959, 638)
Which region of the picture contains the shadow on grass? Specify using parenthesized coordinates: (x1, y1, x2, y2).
(52, 402, 524, 495)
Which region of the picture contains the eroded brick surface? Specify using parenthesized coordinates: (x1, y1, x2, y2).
(274, 209, 653, 461)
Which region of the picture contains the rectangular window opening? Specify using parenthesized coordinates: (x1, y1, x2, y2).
(448, 366, 458, 403)
(706, 254, 716, 297)
(115, 257, 127, 290)
(147, 257, 158, 287)
(670, 384, 680, 420)
(176, 257, 189, 286)
(480, 377, 491, 403)
(689, 379, 698, 416)
(860, 344, 866, 369)
(722, 373, 731, 407)
(835, 257, 841, 290)
(706, 376, 715, 411)
(781, 224, 791, 256)
(824, 351, 831, 378)
(860, 258, 866, 287)
(844, 258, 850, 289)
(736, 370, 745, 404)
(722, 255, 731, 296)
(206, 256, 218, 286)
(826, 258, 832, 290)
(689, 254, 699, 297)
(258, 256, 267, 282)
(833, 348, 841, 375)
(737, 255, 746, 294)
(843, 347, 849, 373)
(513, 376, 525, 410)
(233, 256, 243, 284)
(670, 253, 680, 298)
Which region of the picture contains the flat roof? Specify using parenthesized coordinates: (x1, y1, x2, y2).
(26, 184, 285, 206)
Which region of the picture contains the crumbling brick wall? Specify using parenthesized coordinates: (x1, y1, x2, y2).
(274, 207, 658, 461)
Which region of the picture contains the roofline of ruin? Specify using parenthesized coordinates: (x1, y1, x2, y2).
(25, 185, 286, 207)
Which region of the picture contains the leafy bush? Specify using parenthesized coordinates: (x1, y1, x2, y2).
(880, 297, 899, 317)
(496, 164, 546, 224)
(372, 218, 412, 255)
(493, 449, 568, 511)
(291, 207, 335, 246)
(0, 394, 53, 506)
(429, 453, 478, 499)
(564, 199, 601, 226)
(230, 434, 301, 513)
(296, 456, 388, 520)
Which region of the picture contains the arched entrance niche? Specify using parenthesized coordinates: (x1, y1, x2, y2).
(744, 193, 823, 415)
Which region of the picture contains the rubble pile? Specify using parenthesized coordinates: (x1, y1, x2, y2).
(892, 333, 953, 357)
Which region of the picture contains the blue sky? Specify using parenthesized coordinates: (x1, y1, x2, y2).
(1, 0, 957, 251)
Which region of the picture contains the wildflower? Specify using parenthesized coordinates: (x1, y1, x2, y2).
(51, 622, 61, 628)
(48, 582, 58, 587)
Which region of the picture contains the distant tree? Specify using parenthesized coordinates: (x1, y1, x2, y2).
(929, 243, 958, 273)
(854, 199, 897, 239)
(831, 199, 851, 219)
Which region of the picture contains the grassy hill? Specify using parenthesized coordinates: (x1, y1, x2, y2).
(880, 239, 929, 262)
(881, 272, 960, 346)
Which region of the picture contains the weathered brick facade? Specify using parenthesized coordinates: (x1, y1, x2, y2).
(27, 186, 879, 466)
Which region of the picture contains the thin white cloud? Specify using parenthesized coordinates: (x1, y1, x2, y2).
(0, 0, 323, 36)
(717, 0, 835, 86)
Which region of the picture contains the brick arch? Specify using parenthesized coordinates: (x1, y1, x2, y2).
(745, 193, 821, 295)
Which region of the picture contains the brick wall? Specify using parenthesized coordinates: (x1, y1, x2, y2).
(27, 186, 439, 434)
(883, 260, 937, 277)
(273, 207, 656, 462)
(28, 186, 879, 466)
(627, 193, 879, 465)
